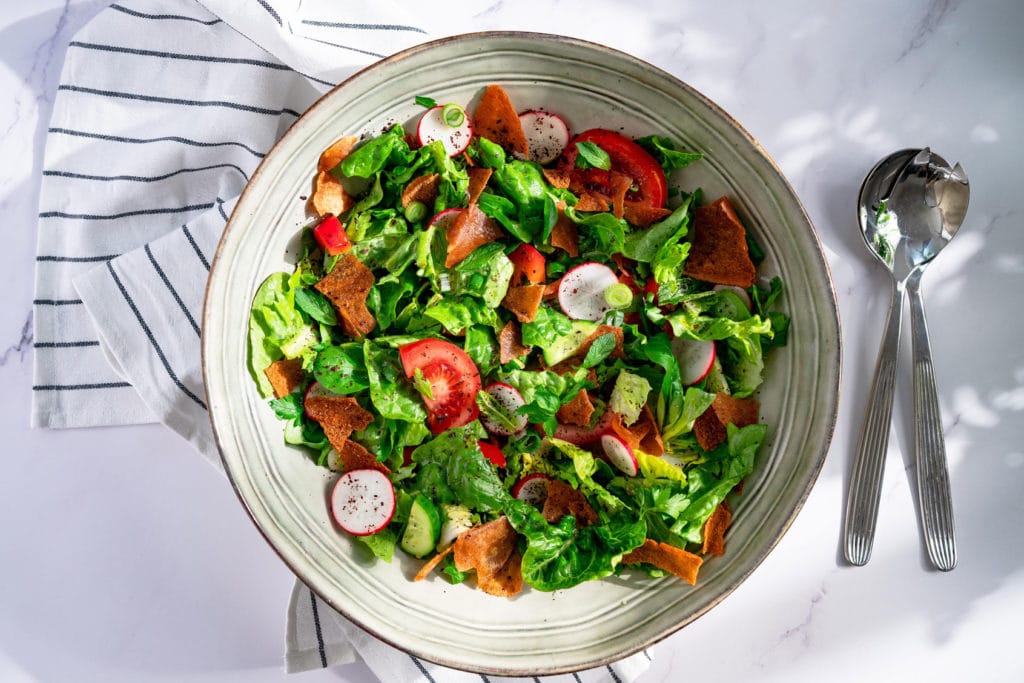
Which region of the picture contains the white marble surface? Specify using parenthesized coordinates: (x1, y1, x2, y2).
(3, 1, 1023, 681)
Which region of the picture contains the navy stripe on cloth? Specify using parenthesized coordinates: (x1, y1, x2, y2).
(256, 0, 283, 26)
(33, 299, 83, 305)
(43, 163, 249, 183)
(57, 85, 302, 118)
(308, 590, 327, 668)
(300, 19, 427, 34)
(37, 254, 116, 262)
(48, 127, 265, 158)
(39, 202, 214, 221)
(409, 656, 436, 683)
(109, 3, 221, 25)
(34, 340, 100, 348)
(144, 244, 200, 336)
(106, 260, 207, 409)
(303, 35, 385, 59)
(33, 382, 133, 391)
(68, 40, 292, 72)
(182, 224, 210, 271)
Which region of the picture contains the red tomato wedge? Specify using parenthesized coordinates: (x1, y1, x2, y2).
(478, 441, 506, 468)
(312, 214, 352, 255)
(398, 339, 481, 434)
(559, 129, 668, 209)
(508, 243, 546, 285)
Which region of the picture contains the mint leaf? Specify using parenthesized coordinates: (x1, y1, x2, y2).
(575, 141, 612, 170)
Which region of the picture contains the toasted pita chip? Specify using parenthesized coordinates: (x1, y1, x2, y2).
(337, 438, 390, 475)
(623, 539, 703, 585)
(622, 203, 672, 228)
(414, 546, 454, 582)
(318, 135, 358, 173)
(702, 501, 732, 556)
(542, 278, 561, 300)
(498, 320, 531, 364)
(445, 204, 505, 267)
(310, 171, 352, 218)
(322, 423, 353, 457)
(467, 167, 493, 205)
(550, 204, 579, 256)
(314, 254, 376, 338)
(264, 358, 305, 399)
(542, 168, 571, 189)
(501, 284, 545, 323)
(556, 389, 595, 427)
(682, 196, 757, 288)
(636, 405, 665, 456)
(693, 393, 760, 451)
(542, 479, 597, 527)
(608, 172, 633, 220)
(472, 85, 529, 158)
(575, 192, 611, 212)
(401, 173, 440, 209)
(476, 550, 524, 597)
(304, 395, 374, 432)
(609, 411, 644, 452)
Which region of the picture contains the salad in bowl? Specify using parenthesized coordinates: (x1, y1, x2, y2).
(246, 83, 789, 597)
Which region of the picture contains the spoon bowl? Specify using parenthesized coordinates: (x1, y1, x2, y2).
(845, 147, 969, 571)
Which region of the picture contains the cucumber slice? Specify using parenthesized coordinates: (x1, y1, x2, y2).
(709, 289, 751, 321)
(540, 320, 598, 366)
(400, 495, 442, 558)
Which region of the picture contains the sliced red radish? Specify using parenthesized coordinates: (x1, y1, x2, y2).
(427, 207, 462, 231)
(557, 262, 620, 321)
(478, 441, 506, 468)
(417, 105, 473, 157)
(600, 433, 639, 477)
(713, 284, 753, 312)
(553, 409, 614, 445)
(518, 110, 570, 165)
(512, 473, 553, 505)
(671, 337, 716, 385)
(303, 381, 342, 418)
(330, 468, 396, 536)
(479, 382, 527, 436)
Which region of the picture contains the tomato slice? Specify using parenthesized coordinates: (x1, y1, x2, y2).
(559, 129, 668, 208)
(478, 441, 506, 468)
(398, 339, 481, 434)
(508, 243, 546, 285)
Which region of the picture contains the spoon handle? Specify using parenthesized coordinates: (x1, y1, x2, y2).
(907, 271, 957, 571)
(844, 280, 905, 566)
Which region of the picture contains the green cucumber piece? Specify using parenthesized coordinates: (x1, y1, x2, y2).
(400, 494, 441, 558)
(540, 320, 598, 366)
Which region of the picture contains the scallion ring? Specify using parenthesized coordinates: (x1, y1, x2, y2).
(441, 103, 465, 128)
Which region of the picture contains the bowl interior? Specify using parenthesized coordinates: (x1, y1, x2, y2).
(203, 32, 840, 676)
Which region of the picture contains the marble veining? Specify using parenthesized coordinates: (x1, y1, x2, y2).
(3, 1, 1023, 682)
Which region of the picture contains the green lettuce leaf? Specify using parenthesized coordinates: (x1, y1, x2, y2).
(363, 340, 427, 422)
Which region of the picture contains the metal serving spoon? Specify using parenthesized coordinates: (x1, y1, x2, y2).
(844, 148, 969, 571)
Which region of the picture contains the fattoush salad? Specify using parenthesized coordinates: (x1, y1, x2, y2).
(248, 84, 789, 596)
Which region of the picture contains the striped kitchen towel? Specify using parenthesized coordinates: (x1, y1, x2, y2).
(32, 0, 652, 680)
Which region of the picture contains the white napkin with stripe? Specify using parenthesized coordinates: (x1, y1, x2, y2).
(32, 1, 653, 680)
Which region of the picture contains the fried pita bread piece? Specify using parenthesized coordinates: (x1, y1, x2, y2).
(542, 168, 571, 189)
(264, 358, 305, 398)
(549, 205, 579, 257)
(575, 193, 611, 213)
(401, 173, 440, 209)
(608, 172, 633, 220)
(609, 406, 664, 456)
(453, 517, 524, 597)
(682, 196, 757, 288)
(472, 85, 529, 159)
(304, 394, 374, 432)
(466, 167, 492, 205)
(313, 254, 376, 338)
(445, 204, 505, 268)
(693, 393, 760, 451)
(623, 203, 671, 228)
(414, 545, 454, 582)
(309, 172, 352, 218)
(501, 284, 545, 323)
(318, 136, 358, 173)
(498, 320, 531, 364)
(702, 501, 732, 556)
(557, 389, 595, 427)
(622, 539, 703, 585)
(542, 479, 598, 527)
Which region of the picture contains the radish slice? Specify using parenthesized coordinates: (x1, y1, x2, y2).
(671, 337, 716, 386)
(330, 469, 396, 536)
(518, 110, 570, 165)
(600, 433, 639, 477)
(713, 284, 753, 312)
(479, 382, 528, 436)
(427, 207, 462, 230)
(553, 409, 614, 445)
(304, 381, 341, 418)
(558, 262, 620, 321)
(417, 105, 473, 157)
(512, 473, 553, 505)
